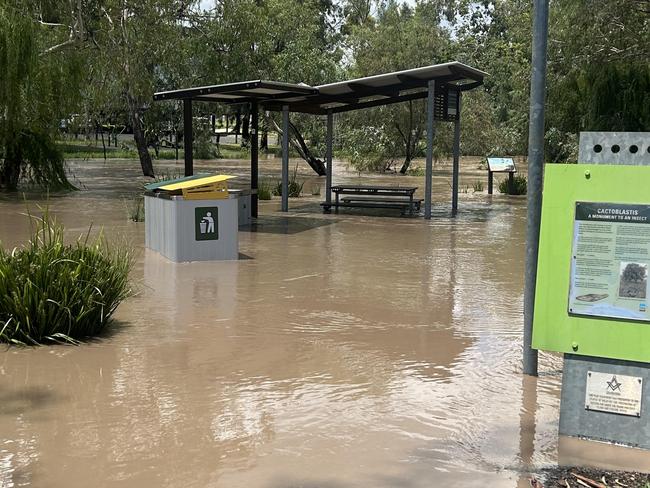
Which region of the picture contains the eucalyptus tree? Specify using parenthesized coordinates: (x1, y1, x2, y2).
(88, 0, 199, 177)
(187, 0, 341, 167)
(343, 1, 455, 172)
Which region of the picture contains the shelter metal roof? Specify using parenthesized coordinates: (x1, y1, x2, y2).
(153, 80, 318, 104)
(153, 62, 486, 115)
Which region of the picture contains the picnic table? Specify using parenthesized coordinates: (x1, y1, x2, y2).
(322, 185, 421, 215)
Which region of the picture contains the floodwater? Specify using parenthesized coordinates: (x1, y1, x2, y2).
(0, 156, 563, 487)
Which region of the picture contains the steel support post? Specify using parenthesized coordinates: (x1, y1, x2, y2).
(183, 98, 193, 176)
(325, 110, 333, 211)
(424, 80, 435, 219)
(451, 90, 462, 217)
(523, 0, 550, 376)
(250, 101, 259, 218)
(281, 105, 289, 212)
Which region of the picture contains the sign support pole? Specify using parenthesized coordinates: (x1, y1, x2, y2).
(523, 0, 550, 376)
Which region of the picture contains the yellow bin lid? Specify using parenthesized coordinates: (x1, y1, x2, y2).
(158, 174, 236, 191)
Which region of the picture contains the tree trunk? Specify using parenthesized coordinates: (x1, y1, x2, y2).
(241, 106, 250, 147)
(261, 129, 268, 150)
(0, 139, 22, 190)
(130, 104, 155, 177)
(271, 118, 326, 176)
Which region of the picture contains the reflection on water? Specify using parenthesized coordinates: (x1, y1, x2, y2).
(0, 158, 562, 487)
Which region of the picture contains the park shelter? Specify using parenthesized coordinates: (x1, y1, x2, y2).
(153, 62, 486, 219)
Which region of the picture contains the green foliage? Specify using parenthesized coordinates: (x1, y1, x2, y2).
(545, 128, 577, 164)
(343, 126, 397, 172)
(257, 179, 273, 200)
(126, 195, 145, 222)
(193, 128, 218, 160)
(0, 4, 81, 189)
(0, 211, 132, 345)
(272, 165, 304, 197)
(473, 180, 484, 192)
(406, 166, 426, 177)
(498, 175, 527, 195)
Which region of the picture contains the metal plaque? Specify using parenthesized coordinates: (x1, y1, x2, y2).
(585, 371, 643, 417)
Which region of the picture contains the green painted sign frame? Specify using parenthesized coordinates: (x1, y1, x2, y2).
(533, 164, 650, 363)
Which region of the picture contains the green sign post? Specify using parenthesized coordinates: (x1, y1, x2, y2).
(195, 207, 219, 241)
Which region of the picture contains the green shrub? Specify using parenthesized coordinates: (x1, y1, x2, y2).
(272, 164, 304, 197)
(0, 211, 132, 345)
(498, 175, 527, 195)
(473, 180, 484, 192)
(257, 179, 273, 200)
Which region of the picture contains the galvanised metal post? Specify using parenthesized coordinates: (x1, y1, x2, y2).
(523, 0, 550, 376)
(424, 80, 435, 219)
(325, 110, 333, 210)
(281, 105, 290, 212)
(183, 98, 193, 176)
(250, 101, 259, 218)
(451, 90, 462, 217)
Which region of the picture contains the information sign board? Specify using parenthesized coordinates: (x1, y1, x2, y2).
(569, 202, 650, 322)
(487, 157, 516, 173)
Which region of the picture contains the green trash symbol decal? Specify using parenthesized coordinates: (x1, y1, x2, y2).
(195, 207, 219, 241)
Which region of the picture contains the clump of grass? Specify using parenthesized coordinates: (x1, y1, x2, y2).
(272, 164, 304, 198)
(473, 180, 484, 192)
(311, 184, 321, 196)
(257, 179, 273, 200)
(126, 194, 145, 222)
(0, 210, 132, 345)
(498, 175, 527, 195)
(406, 166, 426, 176)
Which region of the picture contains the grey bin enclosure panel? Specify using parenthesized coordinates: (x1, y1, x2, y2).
(145, 194, 239, 262)
(228, 189, 252, 226)
(579, 132, 650, 165)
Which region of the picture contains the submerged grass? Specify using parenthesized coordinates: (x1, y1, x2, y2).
(0, 209, 133, 345)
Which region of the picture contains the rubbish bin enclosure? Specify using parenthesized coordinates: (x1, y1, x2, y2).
(145, 175, 239, 262)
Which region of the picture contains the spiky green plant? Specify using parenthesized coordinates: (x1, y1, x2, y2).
(257, 179, 273, 200)
(125, 194, 145, 222)
(0, 210, 132, 345)
(272, 164, 304, 198)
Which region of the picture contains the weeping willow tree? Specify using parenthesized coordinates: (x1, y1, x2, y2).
(0, 4, 82, 190)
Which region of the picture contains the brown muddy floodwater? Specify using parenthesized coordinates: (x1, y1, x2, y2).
(0, 156, 563, 487)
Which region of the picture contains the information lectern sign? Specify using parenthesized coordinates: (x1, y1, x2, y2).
(569, 202, 650, 322)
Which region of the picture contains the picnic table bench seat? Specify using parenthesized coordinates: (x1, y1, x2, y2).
(322, 184, 420, 215)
